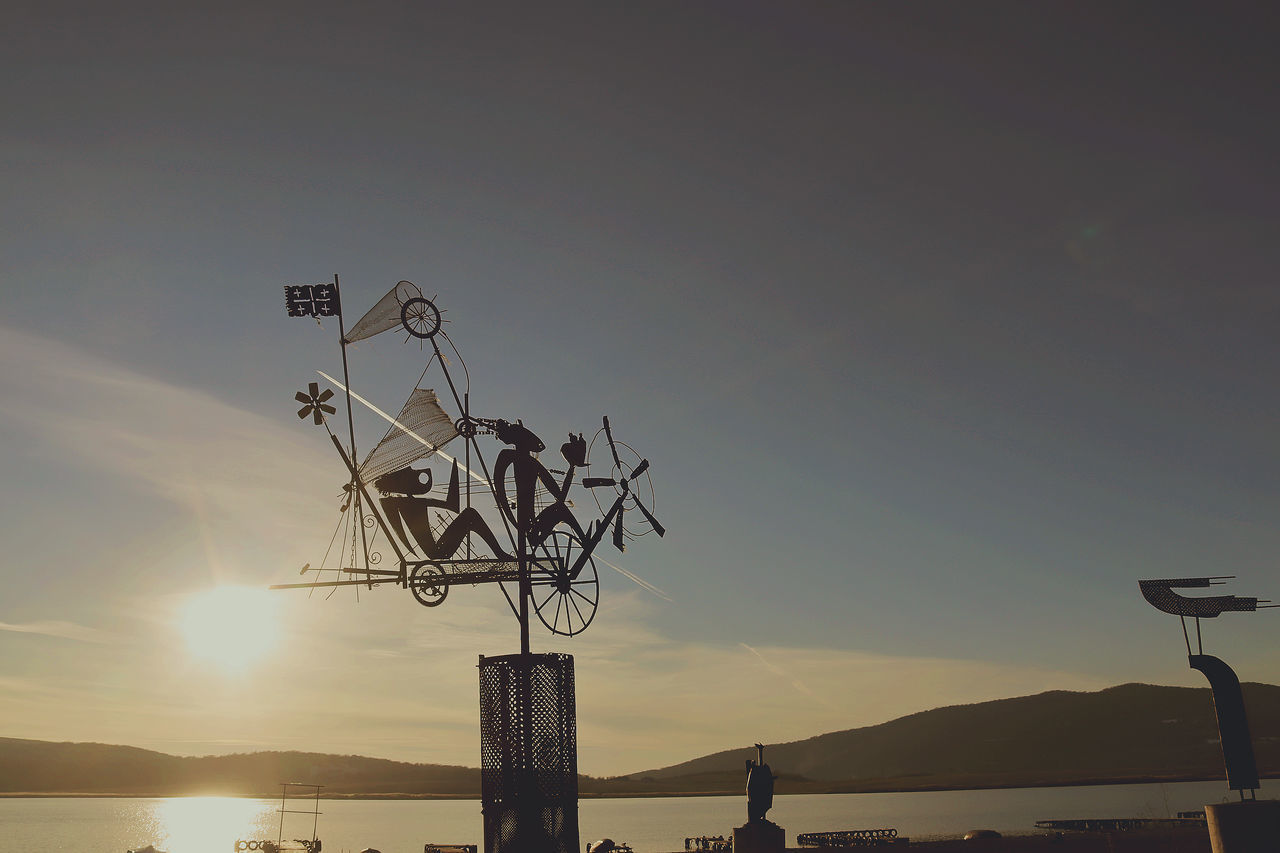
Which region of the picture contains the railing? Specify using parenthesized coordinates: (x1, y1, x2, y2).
(797, 828, 902, 847)
(1035, 817, 1206, 833)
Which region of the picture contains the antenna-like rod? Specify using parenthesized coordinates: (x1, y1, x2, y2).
(332, 274, 372, 576)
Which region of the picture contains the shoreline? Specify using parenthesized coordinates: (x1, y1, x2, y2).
(1, 774, 1273, 798)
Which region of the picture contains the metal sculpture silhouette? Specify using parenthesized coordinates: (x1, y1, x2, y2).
(277, 278, 665, 648)
(1139, 576, 1274, 799)
(745, 743, 775, 823)
(281, 277, 666, 853)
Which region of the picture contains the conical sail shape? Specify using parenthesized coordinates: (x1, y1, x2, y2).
(358, 388, 459, 482)
(344, 280, 424, 343)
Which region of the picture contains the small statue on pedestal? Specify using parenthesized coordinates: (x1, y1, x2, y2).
(745, 743, 775, 823)
(734, 743, 784, 853)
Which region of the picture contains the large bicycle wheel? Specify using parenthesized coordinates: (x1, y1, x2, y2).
(529, 531, 598, 636)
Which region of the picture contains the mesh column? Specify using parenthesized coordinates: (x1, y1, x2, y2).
(478, 652, 579, 853)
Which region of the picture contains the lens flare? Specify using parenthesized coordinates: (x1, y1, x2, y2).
(179, 586, 279, 673)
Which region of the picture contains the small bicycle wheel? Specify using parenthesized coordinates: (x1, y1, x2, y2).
(401, 297, 441, 339)
(409, 563, 448, 607)
(529, 531, 599, 636)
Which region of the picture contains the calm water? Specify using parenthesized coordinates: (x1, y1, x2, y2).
(2, 780, 1267, 853)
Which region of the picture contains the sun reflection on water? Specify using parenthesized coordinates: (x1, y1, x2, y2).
(153, 797, 277, 853)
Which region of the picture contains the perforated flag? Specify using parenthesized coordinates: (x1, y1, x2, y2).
(284, 283, 341, 317)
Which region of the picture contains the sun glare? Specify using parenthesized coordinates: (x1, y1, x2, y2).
(155, 796, 276, 853)
(180, 586, 279, 673)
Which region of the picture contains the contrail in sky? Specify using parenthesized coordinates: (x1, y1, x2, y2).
(317, 370, 488, 487)
(739, 642, 833, 707)
(0, 620, 110, 643)
(597, 555, 672, 602)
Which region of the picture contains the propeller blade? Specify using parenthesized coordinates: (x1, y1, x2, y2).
(320, 403, 337, 415)
(295, 391, 312, 404)
(633, 499, 666, 537)
(297, 405, 313, 420)
(629, 458, 650, 479)
(613, 509, 625, 552)
(312, 408, 324, 425)
(603, 415, 622, 467)
(583, 477, 617, 488)
(317, 388, 335, 403)
(308, 381, 320, 397)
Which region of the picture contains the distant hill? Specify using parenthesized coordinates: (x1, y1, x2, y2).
(0, 739, 478, 797)
(611, 682, 1280, 793)
(3, 682, 1277, 796)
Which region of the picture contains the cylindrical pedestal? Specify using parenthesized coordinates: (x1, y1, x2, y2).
(1205, 800, 1280, 853)
(479, 652, 579, 853)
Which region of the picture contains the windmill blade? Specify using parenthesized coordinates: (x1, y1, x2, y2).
(629, 458, 650, 480)
(583, 477, 617, 488)
(312, 407, 325, 425)
(297, 405, 313, 420)
(632, 498, 666, 537)
(308, 381, 320, 397)
(602, 415, 622, 467)
(320, 403, 337, 415)
(317, 388, 335, 403)
(613, 510, 625, 551)
(295, 391, 312, 404)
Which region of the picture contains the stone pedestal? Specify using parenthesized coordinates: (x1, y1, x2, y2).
(1205, 800, 1280, 853)
(732, 819, 784, 853)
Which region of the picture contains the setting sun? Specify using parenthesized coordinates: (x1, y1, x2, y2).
(179, 586, 279, 673)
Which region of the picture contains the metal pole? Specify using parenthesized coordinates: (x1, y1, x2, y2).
(515, 455, 533, 655)
(278, 784, 286, 843)
(311, 785, 320, 842)
(332, 274, 373, 579)
(329, 433, 408, 568)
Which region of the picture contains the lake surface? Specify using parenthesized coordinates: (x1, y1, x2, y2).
(2, 780, 1268, 853)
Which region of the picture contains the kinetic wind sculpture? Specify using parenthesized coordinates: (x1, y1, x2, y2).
(280, 277, 666, 853)
(1139, 576, 1275, 800)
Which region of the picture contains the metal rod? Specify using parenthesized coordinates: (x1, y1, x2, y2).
(432, 337, 467, 425)
(328, 433, 408, 569)
(465, 390, 471, 561)
(333, 274, 374, 579)
(271, 578, 401, 589)
(1180, 616, 1192, 657)
(311, 784, 320, 842)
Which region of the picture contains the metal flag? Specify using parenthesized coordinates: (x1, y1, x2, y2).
(284, 283, 342, 318)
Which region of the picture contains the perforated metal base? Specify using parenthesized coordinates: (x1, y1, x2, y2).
(479, 653, 579, 853)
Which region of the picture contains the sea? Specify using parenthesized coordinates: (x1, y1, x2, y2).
(1, 780, 1268, 853)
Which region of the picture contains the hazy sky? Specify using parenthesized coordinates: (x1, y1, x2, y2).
(3, 2, 1278, 776)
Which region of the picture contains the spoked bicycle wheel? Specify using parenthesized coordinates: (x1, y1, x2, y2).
(529, 531, 598, 636)
(400, 296, 442, 339)
(409, 563, 449, 607)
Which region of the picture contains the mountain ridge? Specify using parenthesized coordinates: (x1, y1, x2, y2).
(3, 682, 1276, 796)
(618, 682, 1280, 790)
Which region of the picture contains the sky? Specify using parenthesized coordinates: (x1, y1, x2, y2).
(2, 2, 1279, 777)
